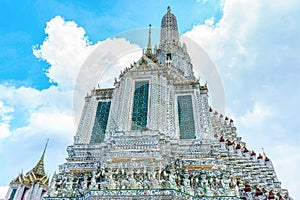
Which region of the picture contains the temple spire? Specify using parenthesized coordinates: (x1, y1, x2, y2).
(146, 24, 152, 54)
(29, 139, 49, 177)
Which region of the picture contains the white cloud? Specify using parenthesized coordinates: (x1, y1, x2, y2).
(204, 17, 215, 27)
(0, 123, 10, 140)
(272, 144, 300, 196)
(0, 101, 13, 139)
(184, 0, 261, 75)
(238, 102, 272, 129)
(0, 85, 72, 114)
(0, 101, 14, 121)
(0, 186, 8, 199)
(20, 109, 75, 138)
(33, 16, 97, 91)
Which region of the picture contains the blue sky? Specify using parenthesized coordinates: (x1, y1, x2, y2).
(0, 0, 299, 198)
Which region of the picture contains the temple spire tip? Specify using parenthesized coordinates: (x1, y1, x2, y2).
(146, 23, 152, 54)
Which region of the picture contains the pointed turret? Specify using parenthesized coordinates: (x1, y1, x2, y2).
(146, 24, 152, 55)
(27, 139, 48, 178)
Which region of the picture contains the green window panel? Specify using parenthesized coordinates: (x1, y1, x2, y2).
(131, 81, 149, 130)
(90, 101, 111, 143)
(177, 95, 196, 139)
(10, 188, 17, 199)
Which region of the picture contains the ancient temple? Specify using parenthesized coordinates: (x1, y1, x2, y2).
(6, 7, 291, 200)
(5, 141, 49, 200)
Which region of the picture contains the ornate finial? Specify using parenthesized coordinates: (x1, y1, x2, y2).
(43, 138, 49, 155)
(167, 6, 171, 13)
(146, 24, 152, 55)
(262, 148, 267, 157)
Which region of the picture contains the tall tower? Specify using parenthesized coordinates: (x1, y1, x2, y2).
(5, 141, 49, 200)
(42, 7, 291, 200)
(160, 6, 179, 46)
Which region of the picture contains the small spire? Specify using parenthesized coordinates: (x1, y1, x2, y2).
(146, 24, 152, 55)
(29, 139, 49, 178)
(262, 147, 267, 157)
(41, 139, 49, 160)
